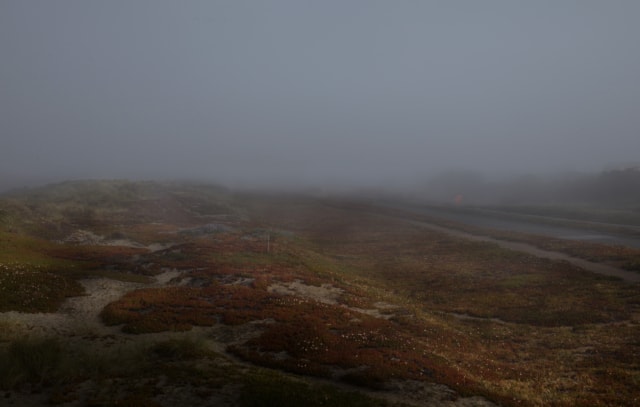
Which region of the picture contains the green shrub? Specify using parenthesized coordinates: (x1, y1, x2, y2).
(0, 336, 62, 388)
(239, 373, 393, 407)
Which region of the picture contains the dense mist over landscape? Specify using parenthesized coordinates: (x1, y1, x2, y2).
(415, 166, 640, 206)
(2, 1, 640, 192)
(4, 4, 640, 404)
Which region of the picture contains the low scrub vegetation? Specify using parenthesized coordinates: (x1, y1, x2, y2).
(0, 263, 83, 312)
(1, 182, 639, 406)
(239, 372, 402, 407)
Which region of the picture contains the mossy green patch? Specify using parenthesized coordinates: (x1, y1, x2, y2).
(0, 263, 84, 312)
(239, 372, 401, 407)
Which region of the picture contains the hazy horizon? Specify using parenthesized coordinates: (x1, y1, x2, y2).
(2, 1, 640, 191)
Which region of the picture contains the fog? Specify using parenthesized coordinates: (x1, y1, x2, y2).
(2, 1, 640, 192)
(417, 168, 640, 206)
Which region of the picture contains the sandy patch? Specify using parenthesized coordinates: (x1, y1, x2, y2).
(349, 301, 400, 320)
(154, 268, 184, 285)
(60, 229, 173, 252)
(268, 279, 344, 305)
(0, 278, 144, 340)
(0, 269, 182, 341)
(267, 280, 403, 320)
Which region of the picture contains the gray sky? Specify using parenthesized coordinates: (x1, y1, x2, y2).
(2, 1, 639, 189)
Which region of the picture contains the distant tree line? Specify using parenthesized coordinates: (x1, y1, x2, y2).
(421, 167, 640, 207)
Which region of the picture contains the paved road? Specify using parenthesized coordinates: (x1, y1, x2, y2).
(373, 205, 640, 283)
(391, 203, 640, 249)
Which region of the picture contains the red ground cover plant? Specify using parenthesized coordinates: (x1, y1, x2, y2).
(101, 280, 491, 394)
(48, 245, 148, 263)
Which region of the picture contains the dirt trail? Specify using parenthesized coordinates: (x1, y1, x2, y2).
(1, 279, 142, 340)
(384, 214, 640, 283)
